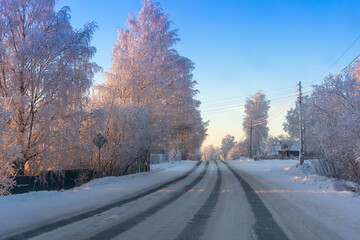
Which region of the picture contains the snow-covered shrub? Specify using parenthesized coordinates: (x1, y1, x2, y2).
(227, 140, 248, 160)
(169, 149, 181, 163)
(89, 90, 153, 176)
(0, 103, 17, 195)
(0, 161, 14, 196)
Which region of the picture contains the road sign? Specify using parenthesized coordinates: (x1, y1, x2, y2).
(93, 133, 107, 178)
(93, 133, 107, 148)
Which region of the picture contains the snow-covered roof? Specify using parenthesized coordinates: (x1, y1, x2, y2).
(289, 141, 299, 151)
(277, 141, 299, 151)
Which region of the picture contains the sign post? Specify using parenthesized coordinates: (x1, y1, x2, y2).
(93, 133, 107, 177)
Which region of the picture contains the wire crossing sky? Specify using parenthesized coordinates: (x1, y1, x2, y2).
(56, 0, 360, 147)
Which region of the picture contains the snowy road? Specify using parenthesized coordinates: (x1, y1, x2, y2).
(3, 160, 350, 240)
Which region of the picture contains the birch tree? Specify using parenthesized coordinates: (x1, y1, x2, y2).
(0, 0, 99, 175)
(243, 91, 270, 157)
(101, 0, 206, 167)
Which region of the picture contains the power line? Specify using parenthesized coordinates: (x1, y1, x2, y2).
(201, 97, 291, 115)
(268, 130, 279, 137)
(302, 33, 360, 88)
(204, 53, 360, 116)
(201, 97, 286, 114)
(253, 95, 297, 127)
(201, 38, 360, 136)
(201, 89, 298, 114)
(201, 85, 300, 105)
(200, 33, 360, 113)
(252, 90, 298, 125)
(200, 89, 296, 108)
(253, 89, 297, 124)
(202, 106, 245, 115)
(251, 54, 360, 134)
(305, 54, 359, 91)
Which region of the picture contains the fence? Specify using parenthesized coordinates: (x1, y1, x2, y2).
(150, 154, 170, 164)
(10, 169, 96, 194)
(9, 153, 180, 195)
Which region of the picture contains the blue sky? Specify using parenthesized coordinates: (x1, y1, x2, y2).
(56, 0, 360, 147)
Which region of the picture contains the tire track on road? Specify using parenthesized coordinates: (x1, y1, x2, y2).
(88, 161, 210, 240)
(175, 161, 221, 240)
(222, 161, 289, 240)
(4, 162, 202, 240)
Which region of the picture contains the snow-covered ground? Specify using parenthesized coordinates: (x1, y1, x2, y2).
(229, 158, 360, 240)
(2, 159, 360, 239)
(0, 160, 196, 237)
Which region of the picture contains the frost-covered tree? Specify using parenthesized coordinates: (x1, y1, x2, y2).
(0, 100, 18, 195)
(310, 71, 360, 180)
(283, 66, 360, 182)
(264, 135, 280, 156)
(283, 96, 316, 154)
(228, 140, 248, 160)
(0, 0, 99, 175)
(243, 91, 270, 157)
(220, 134, 236, 160)
(102, 0, 206, 168)
(89, 86, 153, 175)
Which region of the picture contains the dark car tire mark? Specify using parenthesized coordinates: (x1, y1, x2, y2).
(221, 161, 289, 240)
(175, 161, 221, 240)
(88, 161, 210, 240)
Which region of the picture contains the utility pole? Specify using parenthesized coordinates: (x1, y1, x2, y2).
(249, 119, 253, 158)
(298, 81, 304, 165)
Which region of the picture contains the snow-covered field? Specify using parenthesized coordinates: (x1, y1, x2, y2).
(229, 158, 360, 240)
(0, 160, 196, 237)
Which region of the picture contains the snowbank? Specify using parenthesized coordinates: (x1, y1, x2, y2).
(289, 160, 359, 193)
(238, 156, 254, 162)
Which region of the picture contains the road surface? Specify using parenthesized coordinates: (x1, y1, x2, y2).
(4, 161, 344, 240)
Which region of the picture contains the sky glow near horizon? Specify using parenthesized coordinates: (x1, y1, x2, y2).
(56, 0, 360, 147)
